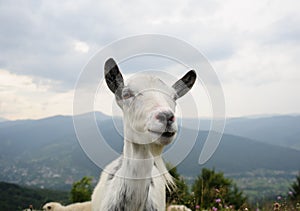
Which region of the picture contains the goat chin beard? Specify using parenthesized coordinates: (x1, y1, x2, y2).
(150, 144, 176, 190)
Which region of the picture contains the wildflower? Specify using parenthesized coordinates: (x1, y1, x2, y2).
(273, 202, 280, 210)
(288, 191, 293, 196)
(244, 208, 248, 211)
(212, 207, 218, 211)
(215, 188, 220, 193)
(215, 198, 221, 203)
(277, 195, 282, 200)
(195, 205, 200, 209)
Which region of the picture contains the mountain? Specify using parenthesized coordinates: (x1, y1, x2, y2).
(0, 181, 69, 210)
(0, 113, 299, 190)
(0, 117, 7, 122)
(224, 115, 300, 150)
(176, 130, 300, 176)
(0, 112, 110, 189)
(184, 115, 300, 150)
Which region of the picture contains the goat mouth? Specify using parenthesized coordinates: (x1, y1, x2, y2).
(161, 131, 176, 138)
(148, 130, 176, 138)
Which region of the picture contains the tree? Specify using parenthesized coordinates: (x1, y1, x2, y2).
(70, 176, 93, 203)
(289, 172, 300, 202)
(192, 168, 246, 210)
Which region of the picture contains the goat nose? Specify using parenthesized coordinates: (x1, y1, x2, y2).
(156, 111, 175, 125)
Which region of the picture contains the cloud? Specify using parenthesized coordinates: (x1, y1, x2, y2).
(213, 41, 300, 85)
(223, 80, 300, 117)
(0, 0, 116, 90)
(73, 40, 90, 53)
(0, 0, 299, 119)
(0, 69, 73, 119)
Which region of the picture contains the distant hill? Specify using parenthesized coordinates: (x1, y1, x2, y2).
(224, 115, 300, 150)
(0, 114, 107, 189)
(183, 115, 300, 150)
(0, 113, 299, 189)
(177, 130, 300, 176)
(0, 117, 7, 122)
(0, 181, 69, 210)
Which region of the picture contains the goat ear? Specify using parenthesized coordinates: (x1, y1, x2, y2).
(104, 58, 124, 99)
(172, 70, 196, 99)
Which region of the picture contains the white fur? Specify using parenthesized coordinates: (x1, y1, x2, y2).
(92, 60, 196, 211)
(167, 205, 192, 211)
(42, 201, 91, 211)
(92, 76, 176, 210)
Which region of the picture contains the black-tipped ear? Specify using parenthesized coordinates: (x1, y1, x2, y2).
(172, 70, 196, 99)
(104, 58, 124, 98)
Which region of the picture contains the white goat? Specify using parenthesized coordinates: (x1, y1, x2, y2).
(91, 58, 196, 211)
(42, 201, 91, 211)
(167, 205, 192, 211)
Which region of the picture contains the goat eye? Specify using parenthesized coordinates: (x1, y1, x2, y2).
(173, 94, 178, 100)
(122, 90, 133, 99)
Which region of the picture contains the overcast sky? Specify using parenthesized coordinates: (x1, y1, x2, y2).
(0, 0, 299, 120)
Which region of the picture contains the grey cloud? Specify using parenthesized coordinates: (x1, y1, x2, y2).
(0, 0, 130, 90)
(255, 15, 300, 46)
(0, 0, 236, 92)
(270, 16, 300, 44)
(2, 0, 297, 93)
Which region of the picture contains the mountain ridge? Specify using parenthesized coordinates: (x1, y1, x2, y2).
(0, 114, 299, 189)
